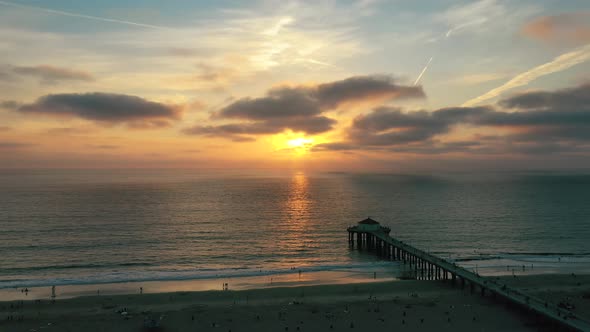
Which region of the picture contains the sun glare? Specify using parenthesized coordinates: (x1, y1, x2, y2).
(287, 137, 314, 148)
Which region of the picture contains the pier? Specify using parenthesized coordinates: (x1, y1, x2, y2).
(348, 217, 590, 331)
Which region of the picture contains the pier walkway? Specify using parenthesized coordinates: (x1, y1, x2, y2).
(348, 217, 590, 332)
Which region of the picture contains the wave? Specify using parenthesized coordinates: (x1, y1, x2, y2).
(451, 252, 590, 262)
(2, 262, 153, 272)
(0, 261, 399, 289)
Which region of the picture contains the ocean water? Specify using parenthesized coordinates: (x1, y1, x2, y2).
(1, 169, 590, 291)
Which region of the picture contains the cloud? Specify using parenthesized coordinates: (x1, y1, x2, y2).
(436, 0, 507, 37)
(262, 16, 294, 36)
(45, 127, 96, 135)
(217, 75, 424, 120)
(462, 43, 590, 106)
(18, 92, 184, 128)
(0, 70, 13, 82)
(12, 65, 94, 84)
(167, 47, 208, 57)
(451, 73, 511, 85)
(87, 144, 119, 149)
(346, 106, 491, 146)
(317, 83, 590, 155)
(0, 141, 35, 149)
(0, 100, 20, 109)
(184, 116, 336, 142)
(182, 123, 261, 142)
(522, 12, 590, 45)
(193, 63, 237, 85)
(498, 82, 590, 111)
(186, 75, 424, 140)
(0, 126, 12, 131)
(315, 75, 424, 108)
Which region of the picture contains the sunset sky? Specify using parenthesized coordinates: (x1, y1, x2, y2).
(1, 0, 589, 170)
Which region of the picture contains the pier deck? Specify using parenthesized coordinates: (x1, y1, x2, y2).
(348, 218, 590, 331)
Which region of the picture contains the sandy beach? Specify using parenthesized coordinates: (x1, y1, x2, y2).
(2, 274, 588, 332)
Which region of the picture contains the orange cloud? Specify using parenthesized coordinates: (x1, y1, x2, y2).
(522, 12, 590, 45)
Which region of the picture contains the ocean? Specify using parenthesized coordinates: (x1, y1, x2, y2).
(1, 169, 590, 294)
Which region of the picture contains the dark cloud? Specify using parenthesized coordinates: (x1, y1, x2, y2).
(18, 92, 183, 128)
(473, 109, 590, 128)
(0, 141, 35, 149)
(388, 140, 488, 155)
(473, 84, 590, 143)
(0, 100, 20, 109)
(318, 83, 590, 155)
(0, 71, 13, 82)
(87, 144, 119, 149)
(185, 115, 336, 141)
(12, 65, 94, 84)
(315, 75, 425, 109)
(45, 127, 93, 135)
(216, 88, 321, 120)
(186, 75, 423, 140)
(217, 75, 424, 120)
(0, 65, 15, 82)
(498, 83, 590, 111)
(183, 124, 258, 142)
(347, 106, 490, 146)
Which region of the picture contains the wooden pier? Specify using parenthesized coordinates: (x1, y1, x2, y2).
(348, 217, 590, 332)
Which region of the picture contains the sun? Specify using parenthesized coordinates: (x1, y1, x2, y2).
(287, 137, 314, 149)
(268, 133, 326, 157)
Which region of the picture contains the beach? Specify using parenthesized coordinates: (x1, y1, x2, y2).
(2, 274, 588, 332)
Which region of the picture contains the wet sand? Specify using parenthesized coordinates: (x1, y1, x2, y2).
(1, 274, 589, 332)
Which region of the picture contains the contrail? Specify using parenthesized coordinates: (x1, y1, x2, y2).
(413, 15, 490, 86)
(413, 26, 453, 86)
(445, 18, 487, 38)
(414, 56, 433, 85)
(462, 43, 590, 106)
(0, 0, 172, 30)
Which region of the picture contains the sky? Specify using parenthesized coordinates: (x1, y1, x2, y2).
(0, 0, 589, 171)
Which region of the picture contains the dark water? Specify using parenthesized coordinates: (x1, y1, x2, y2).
(1, 169, 590, 288)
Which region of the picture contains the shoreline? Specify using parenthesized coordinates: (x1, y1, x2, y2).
(0, 267, 400, 302)
(4, 255, 589, 302)
(2, 274, 589, 331)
